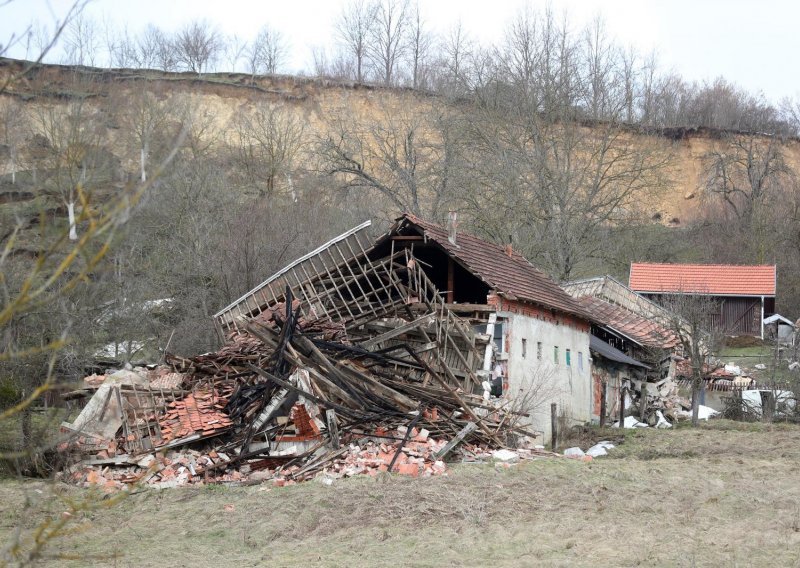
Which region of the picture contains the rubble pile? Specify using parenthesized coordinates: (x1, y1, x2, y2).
(675, 359, 756, 391)
(60, 278, 543, 490)
(624, 377, 689, 425)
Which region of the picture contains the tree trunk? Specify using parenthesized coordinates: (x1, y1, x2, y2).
(67, 201, 78, 241)
(140, 146, 147, 182)
(691, 375, 701, 427)
(21, 406, 32, 450)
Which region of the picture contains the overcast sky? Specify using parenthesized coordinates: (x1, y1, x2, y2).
(1, 0, 798, 103)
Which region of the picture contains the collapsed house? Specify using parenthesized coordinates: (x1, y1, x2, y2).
(60, 214, 594, 489)
(215, 213, 596, 439)
(564, 276, 686, 424)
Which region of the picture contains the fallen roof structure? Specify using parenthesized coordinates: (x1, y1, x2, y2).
(563, 275, 680, 352)
(61, 219, 559, 490)
(576, 296, 678, 350)
(563, 275, 677, 324)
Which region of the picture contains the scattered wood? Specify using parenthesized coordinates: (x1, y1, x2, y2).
(61, 246, 543, 489)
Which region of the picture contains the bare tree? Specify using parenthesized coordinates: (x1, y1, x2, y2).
(464, 112, 673, 280)
(224, 33, 247, 72)
(659, 292, 723, 427)
(174, 20, 223, 74)
(780, 96, 800, 135)
(335, 0, 377, 83)
(137, 24, 178, 71)
(103, 22, 139, 68)
(367, 0, 410, 86)
(28, 88, 109, 241)
(311, 45, 354, 80)
(0, 98, 26, 184)
(318, 100, 465, 218)
(230, 102, 305, 197)
(169, 94, 223, 162)
(115, 84, 171, 182)
(405, 1, 433, 89)
(245, 25, 289, 80)
(501, 5, 538, 91)
(62, 12, 99, 66)
(704, 134, 791, 221)
(494, 6, 578, 117)
(437, 21, 475, 95)
(618, 46, 638, 123)
(581, 16, 619, 120)
(638, 50, 660, 127)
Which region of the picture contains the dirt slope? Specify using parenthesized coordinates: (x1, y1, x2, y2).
(2, 58, 800, 228)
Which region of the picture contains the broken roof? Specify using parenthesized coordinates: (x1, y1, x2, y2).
(629, 263, 776, 297)
(577, 296, 679, 349)
(564, 275, 677, 324)
(388, 214, 591, 321)
(589, 335, 650, 369)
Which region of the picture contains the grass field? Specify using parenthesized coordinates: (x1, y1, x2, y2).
(3, 420, 800, 567)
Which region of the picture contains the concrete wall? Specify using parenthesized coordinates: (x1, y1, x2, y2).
(494, 303, 592, 442)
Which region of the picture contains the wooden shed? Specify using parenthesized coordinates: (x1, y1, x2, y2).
(629, 263, 776, 338)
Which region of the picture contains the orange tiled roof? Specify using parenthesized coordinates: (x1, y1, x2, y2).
(629, 263, 776, 297)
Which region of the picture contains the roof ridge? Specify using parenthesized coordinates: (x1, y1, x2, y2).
(631, 262, 776, 269)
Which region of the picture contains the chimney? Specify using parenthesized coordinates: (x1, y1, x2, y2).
(505, 244, 513, 258)
(447, 210, 458, 246)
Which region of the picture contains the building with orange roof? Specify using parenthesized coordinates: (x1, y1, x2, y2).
(629, 263, 776, 338)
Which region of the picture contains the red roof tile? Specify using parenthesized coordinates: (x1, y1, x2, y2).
(394, 214, 591, 321)
(577, 296, 679, 349)
(629, 263, 776, 296)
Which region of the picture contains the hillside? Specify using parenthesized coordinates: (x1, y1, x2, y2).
(4, 58, 800, 229)
(3, 58, 800, 363)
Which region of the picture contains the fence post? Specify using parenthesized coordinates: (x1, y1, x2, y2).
(599, 380, 607, 428)
(550, 402, 558, 452)
(619, 383, 626, 427)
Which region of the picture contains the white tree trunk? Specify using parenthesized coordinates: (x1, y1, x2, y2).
(140, 147, 147, 182)
(287, 172, 297, 202)
(67, 201, 78, 241)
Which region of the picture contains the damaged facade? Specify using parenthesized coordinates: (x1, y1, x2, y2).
(371, 215, 596, 438)
(564, 275, 686, 425)
(215, 213, 596, 439)
(60, 214, 594, 489)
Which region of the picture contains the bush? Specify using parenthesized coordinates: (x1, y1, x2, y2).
(0, 379, 21, 410)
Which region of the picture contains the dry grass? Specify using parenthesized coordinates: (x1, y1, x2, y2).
(3, 420, 800, 567)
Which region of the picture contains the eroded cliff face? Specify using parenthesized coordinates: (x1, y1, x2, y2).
(2, 58, 799, 231)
